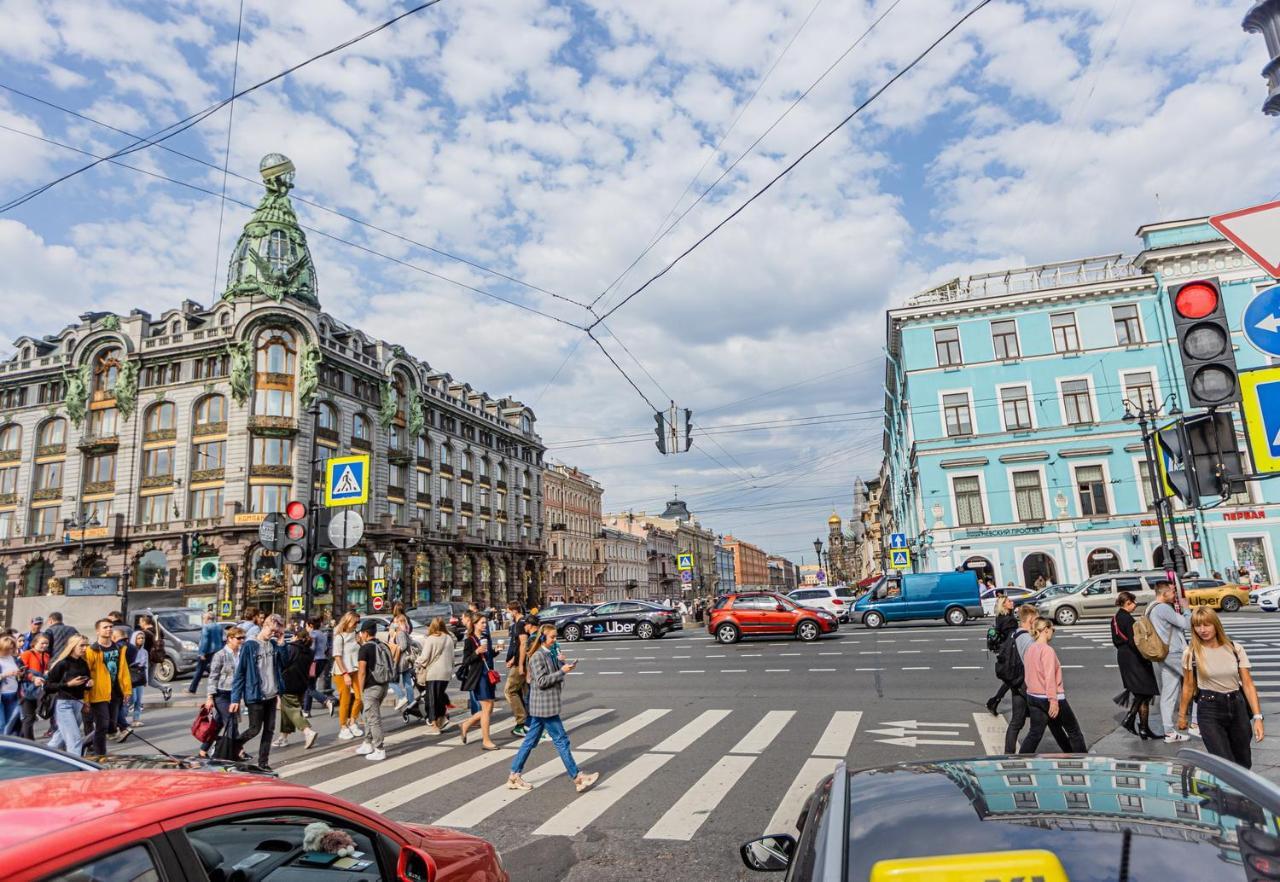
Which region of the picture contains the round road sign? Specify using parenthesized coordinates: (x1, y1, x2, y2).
(372, 595, 385, 611)
(328, 510, 365, 550)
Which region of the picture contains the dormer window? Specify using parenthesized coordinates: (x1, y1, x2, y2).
(266, 230, 296, 274)
(94, 348, 122, 396)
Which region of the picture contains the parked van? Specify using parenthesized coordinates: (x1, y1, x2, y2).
(1038, 570, 1166, 626)
(852, 571, 983, 628)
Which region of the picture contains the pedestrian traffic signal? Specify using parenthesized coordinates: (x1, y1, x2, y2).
(313, 550, 333, 594)
(1169, 278, 1241, 408)
(654, 411, 667, 454)
(1155, 412, 1245, 505)
(1191, 540, 1203, 560)
(282, 500, 308, 565)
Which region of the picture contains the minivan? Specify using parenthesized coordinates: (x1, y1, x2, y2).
(852, 571, 983, 628)
(1038, 570, 1165, 626)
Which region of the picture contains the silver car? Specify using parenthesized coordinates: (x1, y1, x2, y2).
(1038, 571, 1166, 626)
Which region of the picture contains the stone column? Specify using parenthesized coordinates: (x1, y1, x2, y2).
(470, 552, 483, 605)
(429, 551, 443, 604)
(451, 551, 463, 601)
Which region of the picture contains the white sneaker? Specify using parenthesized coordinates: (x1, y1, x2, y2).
(337, 726, 355, 741)
(365, 748, 386, 761)
(1187, 724, 1201, 738)
(395, 698, 409, 711)
(1164, 732, 1190, 743)
(270, 735, 286, 748)
(304, 729, 318, 750)
(349, 724, 364, 737)
(355, 742, 374, 755)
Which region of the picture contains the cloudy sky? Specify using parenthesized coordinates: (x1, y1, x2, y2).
(1, 0, 1277, 563)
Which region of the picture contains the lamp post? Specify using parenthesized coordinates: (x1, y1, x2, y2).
(64, 509, 101, 577)
(813, 538, 823, 584)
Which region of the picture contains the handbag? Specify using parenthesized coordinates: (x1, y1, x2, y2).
(483, 641, 500, 686)
(191, 704, 221, 743)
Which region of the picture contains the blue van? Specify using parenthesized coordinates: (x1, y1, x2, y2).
(852, 571, 983, 628)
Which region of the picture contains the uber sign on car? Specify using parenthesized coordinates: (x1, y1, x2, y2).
(558, 601, 682, 641)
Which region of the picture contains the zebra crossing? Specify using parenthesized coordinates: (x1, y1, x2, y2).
(273, 704, 880, 841)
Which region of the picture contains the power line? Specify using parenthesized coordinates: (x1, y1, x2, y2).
(210, 0, 247, 299)
(0, 0, 448, 214)
(588, 0, 994, 330)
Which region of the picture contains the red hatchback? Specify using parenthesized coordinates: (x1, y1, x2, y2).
(0, 769, 508, 882)
(707, 591, 839, 644)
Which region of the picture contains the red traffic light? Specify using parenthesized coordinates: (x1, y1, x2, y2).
(285, 500, 307, 520)
(285, 522, 305, 540)
(1174, 281, 1219, 319)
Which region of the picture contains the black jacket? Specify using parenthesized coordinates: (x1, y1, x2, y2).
(47, 656, 90, 701)
(281, 643, 314, 696)
(994, 612, 1018, 645)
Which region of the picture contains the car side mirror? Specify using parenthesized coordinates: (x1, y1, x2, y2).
(740, 834, 796, 872)
(397, 845, 437, 882)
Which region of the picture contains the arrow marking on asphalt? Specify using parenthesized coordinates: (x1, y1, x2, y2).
(868, 727, 964, 739)
(875, 736, 975, 747)
(1259, 314, 1280, 334)
(882, 720, 970, 729)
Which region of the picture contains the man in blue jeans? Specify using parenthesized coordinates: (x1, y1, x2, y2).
(188, 612, 225, 694)
(506, 623, 599, 793)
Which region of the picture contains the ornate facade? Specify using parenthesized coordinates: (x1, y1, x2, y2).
(543, 463, 603, 602)
(0, 154, 545, 626)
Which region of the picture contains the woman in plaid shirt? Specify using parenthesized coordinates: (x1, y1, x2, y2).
(507, 623, 600, 793)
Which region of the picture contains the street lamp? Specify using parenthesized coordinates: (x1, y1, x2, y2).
(64, 509, 101, 577)
(1244, 0, 1280, 115)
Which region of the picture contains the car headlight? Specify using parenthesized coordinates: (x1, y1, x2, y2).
(181, 640, 197, 651)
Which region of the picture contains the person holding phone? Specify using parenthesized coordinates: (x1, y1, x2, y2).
(46, 635, 92, 756)
(506, 623, 599, 793)
(459, 617, 499, 749)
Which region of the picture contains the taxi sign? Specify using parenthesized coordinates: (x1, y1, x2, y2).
(871, 849, 1069, 882)
(325, 454, 370, 507)
(371, 578, 386, 597)
(1241, 365, 1280, 473)
(677, 552, 694, 572)
(889, 548, 910, 569)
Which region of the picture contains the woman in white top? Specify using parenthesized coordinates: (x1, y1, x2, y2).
(410, 617, 456, 733)
(0, 635, 20, 734)
(331, 611, 364, 741)
(1179, 606, 1264, 768)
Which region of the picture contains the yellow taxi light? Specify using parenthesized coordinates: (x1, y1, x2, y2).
(870, 849, 1070, 882)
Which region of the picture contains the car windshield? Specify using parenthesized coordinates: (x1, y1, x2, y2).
(772, 595, 798, 610)
(835, 587, 855, 598)
(156, 610, 202, 632)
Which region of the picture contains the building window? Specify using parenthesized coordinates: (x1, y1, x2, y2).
(1065, 791, 1090, 810)
(1050, 312, 1080, 353)
(0, 510, 11, 539)
(1061, 379, 1094, 425)
(29, 506, 58, 537)
(389, 501, 405, 524)
(416, 436, 430, 459)
(1117, 794, 1143, 812)
(0, 466, 16, 494)
(1113, 304, 1142, 345)
(33, 461, 62, 491)
(85, 452, 115, 484)
(250, 484, 291, 513)
(190, 487, 223, 519)
(416, 470, 430, 495)
(1013, 791, 1038, 810)
(93, 348, 122, 395)
(1060, 773, 1087, 786)
(88, 408, 117, 438)
(461, 450, 472, 472)
(953, 475, 985, 526)
(0, 425, 19, 454)
(1000, 386, 1032, 431)
(389, 463, 406, 488)
(142, 448, 173, 480)
(1174, 801, 1200, 821)
(461, 482, 472, 504)
(38, 419, 65, 448)
(193, 440, 225, 471)
(145, 402, 175, 433)
(1076, 465, 1109, 516)
(317, 402, 338, 430)
(253, 437, 293, 466)
(991, 320, 1019, 360)
(943, 392, 974, 437)
(1013, 470, 1045, 521)
(1123, 371, 1156, 412)
(192, 353, 230, 380)
(254, 329, 295, 418)
(194, 395, 226, 429)
(934, 327, 962, 367)
(353, 414, 370, 442)
(440, 444, 451, 466)
(140, 494, 171, 525)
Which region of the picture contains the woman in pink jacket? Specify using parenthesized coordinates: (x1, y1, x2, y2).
(1019, 617, 1087, 753)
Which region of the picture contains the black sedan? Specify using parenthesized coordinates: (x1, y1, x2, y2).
(557, 601, 683, 641)
(742, 749, 1280, 881)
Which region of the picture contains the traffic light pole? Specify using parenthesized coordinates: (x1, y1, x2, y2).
(304, 399, 322, 621)
(1134, 407, 1186, 609)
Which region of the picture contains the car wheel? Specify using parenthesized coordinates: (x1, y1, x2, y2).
(562, 624, 582, 643)
(1221, 596, 1242, 612)
(152, 657, 177, 684)
(715, 623, 741, 644)
(945, 606, 967, 626)
(796, 620, 820, 642)
(1054, 606, 1078, 627)
(863, 611, 884, 629)
(637, 622, 656, 640)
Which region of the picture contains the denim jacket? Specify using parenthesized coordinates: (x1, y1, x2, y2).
(230, 639, 287, 704)
(197, 623, 225, 656)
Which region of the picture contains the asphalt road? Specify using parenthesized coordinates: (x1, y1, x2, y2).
(107, 608, 1280, 881)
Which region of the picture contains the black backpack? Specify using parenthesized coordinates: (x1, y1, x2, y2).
(995, 632, 1025, 686)
(985, 625, 1002, 653)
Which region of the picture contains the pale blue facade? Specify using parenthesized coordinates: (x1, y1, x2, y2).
(882, 219, 1280, 588)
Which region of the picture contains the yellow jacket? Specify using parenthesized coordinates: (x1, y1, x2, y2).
(84, 641, 132, 704)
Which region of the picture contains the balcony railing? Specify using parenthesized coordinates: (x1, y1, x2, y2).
(140, 475, 174, 490)
(190, 468, 225, 484)
(77, 435, 118, 453)
(83, 480, 114, 496)
(460, 469, 474, 481)
(31, 487, 60, 502)
(248, 415, 298, 435)
(143, 428, 177, 443)
(250, 464, 293, 479)
(35, 444, 66, 458)
(193, 421, 228, 438)
(315, 426, 340, 445)
(388, 485, 406, 499)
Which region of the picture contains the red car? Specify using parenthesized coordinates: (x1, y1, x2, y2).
(707, 591, 839, 644)
(0, 769, 508, 882)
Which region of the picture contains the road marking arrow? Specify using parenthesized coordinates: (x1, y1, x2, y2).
(1258, 314, 1280, 334)
(875, 736, 975, 747)
(868, 726, 964, 739)
(882, 720, 970, 729)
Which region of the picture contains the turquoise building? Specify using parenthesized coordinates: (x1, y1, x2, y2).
(882, 217, 1280, 587)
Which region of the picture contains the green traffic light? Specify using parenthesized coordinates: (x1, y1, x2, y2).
(313, 574, 331, 594)
(314, 552, 332, 571)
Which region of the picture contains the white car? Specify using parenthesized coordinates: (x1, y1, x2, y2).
(788, 586, 856, 622)
(1251, 585, 1280, 612)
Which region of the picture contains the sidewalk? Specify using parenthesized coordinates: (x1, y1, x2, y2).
(1090, 699, 1280, 783)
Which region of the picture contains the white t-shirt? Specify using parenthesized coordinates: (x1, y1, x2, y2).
(0, 656, 18, 694)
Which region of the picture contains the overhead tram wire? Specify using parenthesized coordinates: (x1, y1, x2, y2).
(0, 0, 448, 214)
(588, 0, 995, 331)
(0, 82, 583, 309)
(587, 0, 907, 315)
(210, 0, 247, 299)
(0, 124, 586, 331)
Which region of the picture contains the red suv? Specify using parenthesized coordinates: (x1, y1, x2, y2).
(708, 592, 838, 644)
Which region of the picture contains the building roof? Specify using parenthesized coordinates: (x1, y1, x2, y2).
(223, 154, 319, 307)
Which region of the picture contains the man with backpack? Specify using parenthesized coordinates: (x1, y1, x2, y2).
(1145, 582, 1197, 744)
(996, 603, 1040, 752)
(355, 621, 393, 762)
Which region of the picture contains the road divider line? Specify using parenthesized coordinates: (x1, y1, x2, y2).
(733, 710, 795, 754)
(766, 668, 791, 672)
(973, 712, 1006, 754)
(855, 667, 883, 671)
(951, 666, 982, 670)
(721, 669, 747, 673)
(809, 668, 837, 672)
(901, 666, 931, 670)
(536, 752, 674, 837)
(765, 757, 840, 837)
(645, 754, 757, 841)
(813, 711, 861, 758)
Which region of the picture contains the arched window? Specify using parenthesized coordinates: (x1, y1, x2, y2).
(0, 424, 20, 453)
(440, 444, 451, 466)
(145, 402, 175, 433)
(461, 450, 472, 472)
(22, 558, 53, 597)
(478, 457, 488, 478)
(93, 348, 122, 394)
(137, 549, 169, 588)
(220, 311, 232, 327)
(317, 402, 338, 430)
(256, 329, 296, 375)
(497, 463, 506, 483)
(416, 436, 430, 459)
(254, 329, 296, 418)
(170, 321, 181, 335)
(353, 413, 370, 442)
(194, 395, 226, 429)
(265, 229, 297, 274)
(38, 419, 65, 449)
(1087, 547, 1121, 576)
(390, 425, 402, 449)
(394, 378, 408, 418)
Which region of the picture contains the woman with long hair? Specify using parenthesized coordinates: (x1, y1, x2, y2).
(331, 610, 364, 740)
(985, 595, 1018, 714)
(135, 614, 172, 702)
(277, 628, 318, 750)
(17, 633, 50, 740)
(202, 626, 244, 758)
(458, 616, 498, 749)
(389, 612, 415, 711)
(1179, 607, 1264, 767)
(410, 617, 456, 733)
(1112, 591, 1159, 739)
(0, 635, 21, 734)
(46, 635, 91, 755)
(1019, 617, 1086, 753)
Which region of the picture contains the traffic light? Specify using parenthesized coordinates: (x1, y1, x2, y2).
(1169, 278, 1241, 409)
(654, 411, 667, 454)
(282, 500, 309, 565)
(1244, 0, 1280, 116)
(683, 408, 693, 452)
(1191, 540, 1203, 560)
(191, 533, 203, 555)
(313, 550, 333, 594)
(1155, 412, 1245, 505)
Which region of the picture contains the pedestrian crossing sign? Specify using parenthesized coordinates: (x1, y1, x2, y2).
(219, 600, 231, 617)
(325, 454, 370, 507)
(677, 552, 694, 572)
(371, 578, 386, 597)
(890, 548, 910, 569)
(289, 597, 303, 612)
